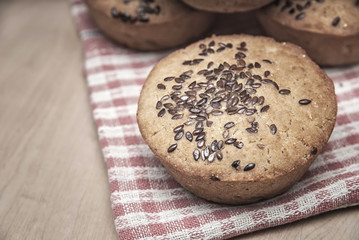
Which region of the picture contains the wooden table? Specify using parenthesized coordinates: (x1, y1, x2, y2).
(0, 0, 358, 239)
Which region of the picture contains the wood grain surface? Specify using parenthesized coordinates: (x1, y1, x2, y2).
(0, 0, 358, 239)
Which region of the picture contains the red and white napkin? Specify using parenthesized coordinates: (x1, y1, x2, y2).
(70, 1, 359, 239)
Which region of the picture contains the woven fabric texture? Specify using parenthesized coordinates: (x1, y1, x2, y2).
(70, 1, 359, 239)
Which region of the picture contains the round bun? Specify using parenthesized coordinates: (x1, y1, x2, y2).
(137, 34, 337, 204)
(182, 0, 274, 13)
(85, 0, 215, 51)
(257, 0, 359, 66)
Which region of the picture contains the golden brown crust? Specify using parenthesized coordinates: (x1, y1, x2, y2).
(137, 34, 337, 204)
(182, 0, 274, 13)
(257, 0, 359, 66)
(85, 0, 215, 51)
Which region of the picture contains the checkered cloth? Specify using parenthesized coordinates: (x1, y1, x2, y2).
(70, 1, 359, 239)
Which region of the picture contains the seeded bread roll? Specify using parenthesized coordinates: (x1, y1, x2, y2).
(181, 0, 274, 13)
(85, 0, 215, 51)
(137, 34, 337, 204)
(257, 0, 359, 66)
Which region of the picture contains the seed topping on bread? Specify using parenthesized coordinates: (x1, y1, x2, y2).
(111, 0, 160, 24)
(274, 0, 357, 28)
(153, 39, 316, 171)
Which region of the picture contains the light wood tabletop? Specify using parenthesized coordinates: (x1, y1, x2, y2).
(0, 0, 358, 239)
